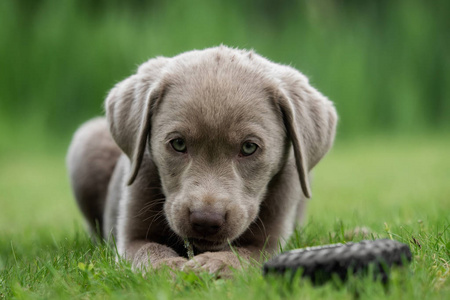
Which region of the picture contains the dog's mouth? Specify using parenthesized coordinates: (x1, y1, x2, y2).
(189, 237, 227, 252)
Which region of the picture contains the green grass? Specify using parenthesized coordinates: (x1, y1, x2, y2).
(0, 134, 449, 299)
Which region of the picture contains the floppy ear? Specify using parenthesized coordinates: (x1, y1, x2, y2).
(274, 90, 312, 198)
(273, 67, 338, 199)
(105, 58, 169, 185)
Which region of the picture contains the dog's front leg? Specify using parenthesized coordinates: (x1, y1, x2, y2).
(125, 240, 188, 271)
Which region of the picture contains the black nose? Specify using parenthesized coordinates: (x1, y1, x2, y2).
(190, 211, 225, 236)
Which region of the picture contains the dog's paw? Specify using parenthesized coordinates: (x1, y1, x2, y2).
(183, 253, 227, 273)
(152, 257, 189, 270)
(133, 256, 188, 272)
(182, 251, 246, 277)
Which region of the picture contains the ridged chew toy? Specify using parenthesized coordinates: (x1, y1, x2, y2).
(263, 239, 412, 284)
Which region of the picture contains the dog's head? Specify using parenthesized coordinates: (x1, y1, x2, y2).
(106, 46, 337, 251)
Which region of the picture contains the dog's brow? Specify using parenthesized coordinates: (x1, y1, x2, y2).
(164, 131, 187, 142)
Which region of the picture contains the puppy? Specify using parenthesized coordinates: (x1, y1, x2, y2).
(67, 46, 337, 274)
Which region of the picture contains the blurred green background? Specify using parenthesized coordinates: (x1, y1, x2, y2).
(1, 0, 449, 150)
(0, 0, 449, 232)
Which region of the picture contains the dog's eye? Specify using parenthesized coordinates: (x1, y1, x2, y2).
(170, 138, 187, 153)
(240, 142, 258, 156)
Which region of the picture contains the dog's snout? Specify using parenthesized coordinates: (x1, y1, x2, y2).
(190, 211, 225, 236)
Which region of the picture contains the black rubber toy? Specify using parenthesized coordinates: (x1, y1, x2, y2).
(263, 239, 412, 284)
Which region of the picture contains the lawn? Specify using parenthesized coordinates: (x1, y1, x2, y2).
(0, 134, 449, 299)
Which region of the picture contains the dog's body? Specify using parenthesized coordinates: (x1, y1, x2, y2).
(67, 46, 337, 274)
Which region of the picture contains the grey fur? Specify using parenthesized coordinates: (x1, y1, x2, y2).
(67, 46, 337, 275)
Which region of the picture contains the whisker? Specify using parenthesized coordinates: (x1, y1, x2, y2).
(136, 201, 165, 215)
(144, 212, 166, 240)
(134, 198, 166, 216)
(143, 211, 165, 223)
(250, 216, 267, 240)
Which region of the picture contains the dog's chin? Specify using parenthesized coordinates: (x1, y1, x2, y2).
(190, 238, 228, 252)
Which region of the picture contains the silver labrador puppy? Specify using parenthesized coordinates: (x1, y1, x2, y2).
(67, 46, 337, 274)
